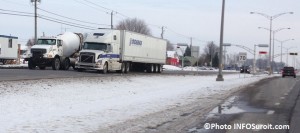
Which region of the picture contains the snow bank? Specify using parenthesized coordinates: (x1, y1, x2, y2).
(0, 74, 271, 132)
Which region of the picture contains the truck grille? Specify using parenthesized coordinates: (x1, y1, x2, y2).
(31, 49, 46, 57)
(80, 52, 95, 63)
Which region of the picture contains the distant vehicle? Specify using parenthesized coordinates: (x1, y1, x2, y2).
(76, 29, 167, 73)
(282, 67, 296, 78)
(240, 66, 250, 73)
(25, 32, 83, 70)
(0, 35, 18, 65)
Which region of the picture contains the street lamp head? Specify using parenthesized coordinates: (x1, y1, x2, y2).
(289, 12, 294, 14)
(250, 12, 254, 14)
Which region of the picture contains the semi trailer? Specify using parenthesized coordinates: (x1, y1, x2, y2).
(76, 29, 167, 73)
(25, 32, 83, 70)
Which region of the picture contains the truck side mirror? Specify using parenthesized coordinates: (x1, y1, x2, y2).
(58, 40, 63, 47)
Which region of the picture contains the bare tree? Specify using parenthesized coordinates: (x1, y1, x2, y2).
(116, 18, 151, 35)
(203, 41, 219, 66)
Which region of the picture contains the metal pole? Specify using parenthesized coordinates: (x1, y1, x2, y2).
(272, 30, 275, 72)
(287, 49, 289, 66)
(111, 11, 113, 29)
(280, 42, 283, 64)
(268, 17, 273, 75)
(253, 45, 256, 74)
(34, 0, 37, 43)
(216, 0, 225, 81)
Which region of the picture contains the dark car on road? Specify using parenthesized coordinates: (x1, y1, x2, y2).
(240, 66, 250, 74)
(282, 67, 296, 78)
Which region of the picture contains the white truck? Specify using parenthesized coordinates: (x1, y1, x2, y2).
(25, 32, 83, 70)
(76, 29, 167, 73)
(0, 35, 18, 65)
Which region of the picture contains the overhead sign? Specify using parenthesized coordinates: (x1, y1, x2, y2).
(259, 51, 267, 54)
(239, 52, 247, 61)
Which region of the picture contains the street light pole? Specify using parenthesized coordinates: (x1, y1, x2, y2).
(216, 0, 225, 81)
(275, 39, 294, 67)
(250, 11, 293, 75)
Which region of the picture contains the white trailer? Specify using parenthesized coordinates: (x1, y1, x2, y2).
(76, 29, 167, 73)
(0, 35, 18, 64)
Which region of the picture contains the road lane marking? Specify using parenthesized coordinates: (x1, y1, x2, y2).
(280, 97, 285, 100)
(275, 103, 280, 106)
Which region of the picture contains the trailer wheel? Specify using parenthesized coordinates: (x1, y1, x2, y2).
(101, 62, 108, 74)
(147, 64, 154, 73)
(125, 62, 130, 73)
(28, 60, 36, 70)
(63, 58, 70, 70)
(52, 57, 60, 70)
(157, 65, 162, 73)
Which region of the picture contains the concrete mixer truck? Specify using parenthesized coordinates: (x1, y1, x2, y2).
(25, 32, 83, 70)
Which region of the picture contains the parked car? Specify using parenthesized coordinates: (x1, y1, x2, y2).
(240, 66, 250, 74)
(282, 67, 296, 78)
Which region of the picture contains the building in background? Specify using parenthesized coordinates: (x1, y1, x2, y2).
(166, 51, 179, 66)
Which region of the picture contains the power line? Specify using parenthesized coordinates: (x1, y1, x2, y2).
(37, 8, 110, 26)
(0, 11, 33, 17)
(73, 0, 109, 14)
(39, 16, 97, 30)
(38, 14, 98, 29)
(0, 8, 33, 15)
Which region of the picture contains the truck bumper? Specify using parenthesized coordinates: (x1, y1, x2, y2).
(29, 57, 53, 66)
(75, 62, 103, 70)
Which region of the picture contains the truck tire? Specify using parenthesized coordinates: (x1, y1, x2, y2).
(153, 64, 158, 73)
(28, 60, 36, 70)
(117, 62, 126, 73)
(157, 65, 162, 73)
(146, 64, 154, 73)
(101, 62, 108, 74)
(2, 60, 6, 65)
(63, 58, 70, 70)
(125, 62, 130, 73)
(52, 57, 61, 70)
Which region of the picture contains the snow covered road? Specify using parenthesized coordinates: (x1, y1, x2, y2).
(0, 74, 272, 132)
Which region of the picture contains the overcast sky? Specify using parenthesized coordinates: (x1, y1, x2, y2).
(0, 0, 299, 63)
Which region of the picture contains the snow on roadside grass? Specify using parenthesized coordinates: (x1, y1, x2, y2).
(0, 74, 270, 132)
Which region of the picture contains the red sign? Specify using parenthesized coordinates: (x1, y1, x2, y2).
(259, 51, 267, 54)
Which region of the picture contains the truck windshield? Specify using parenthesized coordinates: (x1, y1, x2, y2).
(83, 42, 107, 51)
(36, 39, 56, 45)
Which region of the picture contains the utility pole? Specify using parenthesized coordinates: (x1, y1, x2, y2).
(111, 11, 113, 29)
(33, 0, 38, 43)
(161, 26, 165, 39)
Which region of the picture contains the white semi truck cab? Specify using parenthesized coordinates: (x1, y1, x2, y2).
(76, 29, 167, 74)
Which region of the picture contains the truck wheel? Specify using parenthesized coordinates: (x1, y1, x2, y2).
(117, 62, 126, 73)
(39, 66, 46, 70)
(101, 62, 108, 74)
(157, 65, 162, 73)
(154, 64, 159, 73)
(28, 60, 36, 70)
(63, 58, 70, 70)
(125, 62, 130, 73)
(52, 57, 60, 70)
(147, 64, 154, 73)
